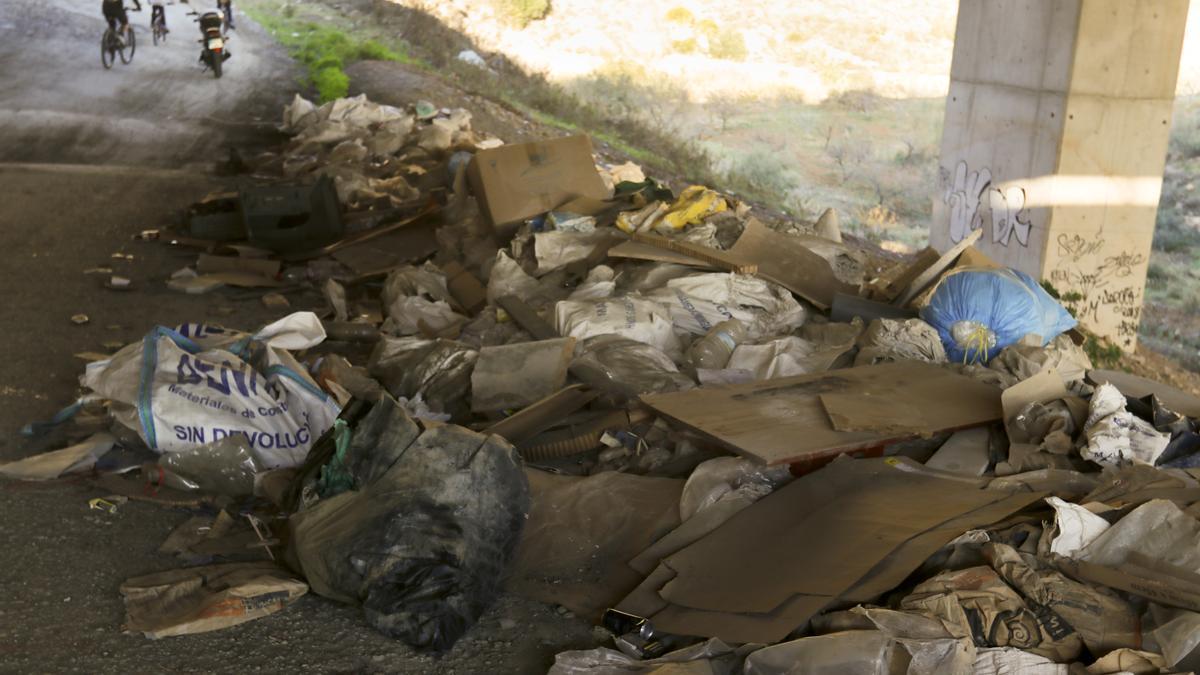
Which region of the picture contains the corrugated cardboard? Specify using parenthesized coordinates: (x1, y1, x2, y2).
(615, 457, 1042, 644)
(728, 218, 859, 309)
(642, 360, 1003, 466)
(467, 135, 610, 232)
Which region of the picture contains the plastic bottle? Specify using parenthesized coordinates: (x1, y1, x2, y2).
(687, 319, 746, 370)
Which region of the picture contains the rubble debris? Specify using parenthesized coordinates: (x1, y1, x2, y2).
(9, 91, 1200, 672)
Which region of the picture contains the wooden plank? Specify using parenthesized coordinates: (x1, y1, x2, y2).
(728, 218, 858, 309)
(630, 232, 758, 274)
(892, 228, 982, 308)
(606, 240, 719, 269)
(484, 385, 598, 445)
(641, 361, 1002, 466)
(865, 247, 940, 301)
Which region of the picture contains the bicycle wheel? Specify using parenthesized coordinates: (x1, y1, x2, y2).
(120, 29, 136, 63)
(101, 31, 115, 69)
(152, 24, 160, 45)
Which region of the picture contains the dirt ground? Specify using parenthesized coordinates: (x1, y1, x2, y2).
(0, 1, 594, 672)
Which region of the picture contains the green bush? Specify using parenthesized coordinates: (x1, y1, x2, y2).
(709, 29, 748, 61)
(499, 0, 550, 28)
(359, 40, 402, 61)
(671, 38, 698, 55)
(665, 7, 693, 24)
(1146, 262, 1170, 282)
(313, 66, 350, 101)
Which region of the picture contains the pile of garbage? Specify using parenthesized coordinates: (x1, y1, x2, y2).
(7, 92, 1200, 673)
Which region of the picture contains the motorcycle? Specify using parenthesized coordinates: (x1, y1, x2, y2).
(188, 9, 229, 78)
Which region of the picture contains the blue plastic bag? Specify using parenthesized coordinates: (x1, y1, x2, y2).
(920, 267, 1076, 364)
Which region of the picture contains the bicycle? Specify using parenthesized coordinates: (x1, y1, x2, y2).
(151, 5, 167, 45)
(101, 16, 137, 69)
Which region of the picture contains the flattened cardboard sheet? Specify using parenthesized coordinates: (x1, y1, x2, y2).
(616, 458, 1041, 644)
(642, 361, 1003, 466)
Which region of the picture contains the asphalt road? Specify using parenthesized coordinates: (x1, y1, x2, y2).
(0, 2, 594, 671)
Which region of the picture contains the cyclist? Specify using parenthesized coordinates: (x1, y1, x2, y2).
(150, 0, 167, 33)
(101, 0, 132, 45)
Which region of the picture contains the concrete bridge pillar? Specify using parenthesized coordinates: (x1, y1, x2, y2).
(932, 0, 1190, 348)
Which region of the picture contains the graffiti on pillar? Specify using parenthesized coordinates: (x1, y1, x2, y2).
(1049, 240, 1147, 348)
(942, 160, 1033, 247)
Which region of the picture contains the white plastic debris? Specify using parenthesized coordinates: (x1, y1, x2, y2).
(1045, 496, 1111, 557)
(1082, 383, 1170, 467)
(647, 272, 807, 339)
(456, 49, 487, 68)
(679, 456, 793, 521)
(1076, 499, 1200, 573)
(555, 295, 680, 356)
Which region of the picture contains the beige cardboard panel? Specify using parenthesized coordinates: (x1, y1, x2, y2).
(657, 460, 1001, 615)
(641, 361, 1003, 467)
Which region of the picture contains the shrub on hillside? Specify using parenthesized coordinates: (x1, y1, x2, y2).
(499, 0, 550, 28)
(313, 66, 350, 102)
(709, 29, 748, 62)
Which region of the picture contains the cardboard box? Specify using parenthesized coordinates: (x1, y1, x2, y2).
(467, 135, 610, 233)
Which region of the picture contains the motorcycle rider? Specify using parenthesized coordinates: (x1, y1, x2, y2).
(101, 0, 133, 45)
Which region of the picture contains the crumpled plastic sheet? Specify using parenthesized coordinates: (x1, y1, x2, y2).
(486, 251, 567, 309)
(855, 318, 947, 366)
(379, 263, 467, 336)
(851, 607, 976, 674)
(727, 319, 861, 380)
(368, 336, 478, 421)
(988, 334, 1094, 395)
(1082, 383, 1170, 467)
(159, 435, 263, 495)
(548, 638, 749, 675)
(647, 272, 807, 340)
(556, 295, 682, 357)
(533, 230, 621, 275)
(569, 335, 694, 400)
(568, 265, 617, 301)
(1044, 496, 1110, 557)
(742, 630, 895, 675)
(678, 456, 794, 521)
(1149, 606, 1200, 671)
(1075, 499, 1200, 573)
(288, 396, 529, 653)
(973, 648, 1067, 674)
